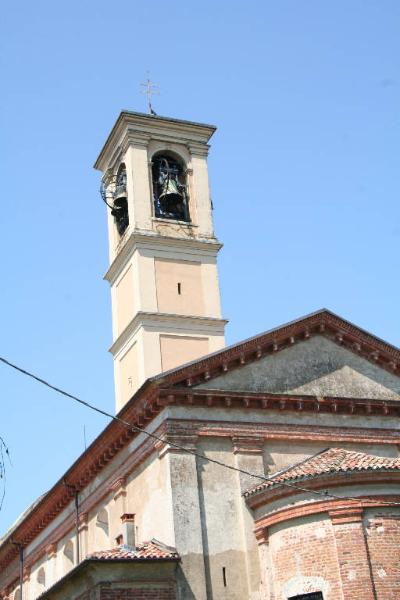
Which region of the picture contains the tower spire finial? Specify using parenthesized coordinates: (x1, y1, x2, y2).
(140, 72, 159, 115)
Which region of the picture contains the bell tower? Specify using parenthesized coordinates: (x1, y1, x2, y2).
(95, 112, 227, 411)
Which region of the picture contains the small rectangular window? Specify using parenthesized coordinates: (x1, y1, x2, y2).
(115, 534, 124, 545)
(177, 282, 182, 295)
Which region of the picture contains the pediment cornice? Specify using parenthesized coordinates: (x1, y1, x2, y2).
(154, 309, 400, 388)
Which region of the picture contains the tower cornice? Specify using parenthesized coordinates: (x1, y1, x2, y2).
(104, 231, 222, 285)
(94, 111, 216, 172)
(109, 312, 228, 357)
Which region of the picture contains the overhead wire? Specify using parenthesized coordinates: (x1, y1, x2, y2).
(1, 355, 400, 508)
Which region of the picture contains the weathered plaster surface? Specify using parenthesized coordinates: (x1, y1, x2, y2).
(168, 404, 400, 432)
(197, 336, 400, 399)
(195, 438, 252, 600)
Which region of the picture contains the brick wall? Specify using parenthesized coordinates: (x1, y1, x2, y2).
(366, 515, 400, 600)
(263, 509, 400, 600)
(268, 516, 342, 600)
(331, 518, 375, 600)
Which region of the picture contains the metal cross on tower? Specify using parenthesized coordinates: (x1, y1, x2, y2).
(140, 74, 159, 115)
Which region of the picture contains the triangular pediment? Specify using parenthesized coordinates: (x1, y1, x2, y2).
(196, 335, 400, 399)
(155, 310, 400, 401)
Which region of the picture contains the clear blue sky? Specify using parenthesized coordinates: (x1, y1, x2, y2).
(1, 1, 399, 531)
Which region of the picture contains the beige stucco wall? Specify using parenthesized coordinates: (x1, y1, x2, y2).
(125, 452, 175, 547)
(117, 341, 138, 409)
(193, 437, 254, 600)
(114, 264, 135, 335)
(2, 414, 176, 599)
(155, 258, 205, 316)
(160, 334, 209, 372)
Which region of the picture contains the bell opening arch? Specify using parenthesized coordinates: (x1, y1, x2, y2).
(111, 163, 129, 237)
(151, 151, 190, 222)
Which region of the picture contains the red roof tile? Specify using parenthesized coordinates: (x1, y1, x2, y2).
(244, 448, 400, 497)
(86, 539, 179, 561)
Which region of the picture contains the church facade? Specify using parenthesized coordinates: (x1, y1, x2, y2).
(0, 112, 399, 600)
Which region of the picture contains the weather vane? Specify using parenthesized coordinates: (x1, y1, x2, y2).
(140, 73, 159, 115)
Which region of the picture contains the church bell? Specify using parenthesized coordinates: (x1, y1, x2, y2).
(159, 174, 183, 205)
(111, 168, 129, 235)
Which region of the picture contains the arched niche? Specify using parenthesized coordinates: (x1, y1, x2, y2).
(37, 566, 46, 588)
(63, 539, 74, 567)
(96, 508, 109, 532)
(96, 507, 110, 548)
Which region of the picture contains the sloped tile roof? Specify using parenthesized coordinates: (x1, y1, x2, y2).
(86, 539, 179, 561)
(244, 448, 400, 497)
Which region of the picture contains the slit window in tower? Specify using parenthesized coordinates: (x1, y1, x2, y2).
(177, 282, 182, 295)
(152, 154, 190, 222)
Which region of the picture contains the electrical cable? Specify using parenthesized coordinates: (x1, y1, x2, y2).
(1, 355, 400, 508)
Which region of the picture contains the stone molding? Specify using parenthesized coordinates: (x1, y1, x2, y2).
(254, 495, 400, 540)
(246, 471, 400, 509)
(187, 141, 210, 157)
(156, 388, 400, 420)
(156, 434, 199, 459)
(77, 513, 89, 533)
(123, 129, 151, 152)
(157, 309, 400, 387)
(104, 230, 221, 285)
(231, 435, 264, 455)
(110, 312, 227, 357)
(94, 111, 216, 172)
(163, 417, 400, 445)
(329, 507, 364, 524)
(109, 476, 127, 502)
